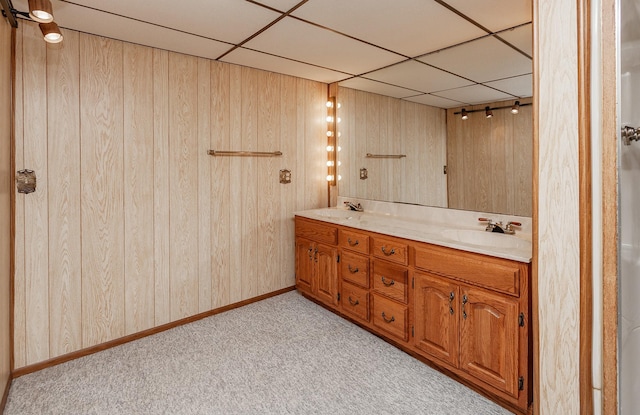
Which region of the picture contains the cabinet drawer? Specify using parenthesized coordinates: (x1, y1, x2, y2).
(340, 251, 370, 288)
(341, 282, 370, 323)
(372, 294, 408, 342)
(414, 244, 521, 296)
(372, 260, 408, 303)
(295, 217, 337, 245)
(338, 229, 370, 255)
(372, 237, 408, 265)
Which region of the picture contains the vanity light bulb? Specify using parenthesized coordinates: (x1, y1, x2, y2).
(337, 146, 341, 152)
(337, 117, 341, 123)
(326, 131, 333, 137)
(326, 116, 334, 123)
(337, 161, 341, 166)
(326, 145, 334, 152)
(338, 175, 342, 181)
(326, 175, 334, 182)
(326, 101, 333, 108)
(337, 103, 341, 109)
(338, 132, 341, 137)
(327, 161, 334, 167)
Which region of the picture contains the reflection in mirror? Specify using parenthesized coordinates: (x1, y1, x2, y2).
(336, 88, 532, 216)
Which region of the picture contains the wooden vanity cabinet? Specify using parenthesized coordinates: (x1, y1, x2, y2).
(294, 216, 531, 414)
(295, 218, 339, 307)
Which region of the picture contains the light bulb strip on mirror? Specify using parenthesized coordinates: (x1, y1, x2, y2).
(326, 96, 337, 186)
(454, 101, 531, 120)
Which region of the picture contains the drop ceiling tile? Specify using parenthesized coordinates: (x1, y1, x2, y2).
(244, 17, 404, 75)
(434, 84, 514, 105)
(292, 0, 486, 57)
(338, 78, 420, 99)
(498, 23, 533, 57)
(365, 60, 473, 94)
(417, 36, 532, 83)
(484, 74, 533, 98)
(221, 48, 350, 84)
(444, 0, 532, 32)
(39, 0, 281, 44)
(251, 0, 306, 12)
(31, 1, 231, 60)
(403, 94, 466, 109)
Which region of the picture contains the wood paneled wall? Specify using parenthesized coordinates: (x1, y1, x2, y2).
(0, 15, 13, 400)
(337, 87, 448, 208)
(447, 98, 533, 216)
(13, 22, 326, 368)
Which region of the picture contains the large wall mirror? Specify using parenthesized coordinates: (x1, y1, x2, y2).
(334, 3, 533, 217)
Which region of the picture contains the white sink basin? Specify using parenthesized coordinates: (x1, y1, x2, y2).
(441, 229, 531, 250)
(312, 208, 359, 220)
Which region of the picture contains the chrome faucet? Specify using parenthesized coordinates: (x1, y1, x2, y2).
(344, 201, 364, 212)
(478, 218, 521, 235)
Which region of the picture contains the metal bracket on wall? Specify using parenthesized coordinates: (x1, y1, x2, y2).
(360, 168, 368, 180)
(16, 169, 36, 194)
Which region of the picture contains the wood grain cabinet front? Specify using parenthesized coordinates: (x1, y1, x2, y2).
(340, 251, 369, 288)
(341, 281, 369, 323)
(372, 293, 408, 342)
(338, 228, 369, 255)
(372, 260, 408, 303)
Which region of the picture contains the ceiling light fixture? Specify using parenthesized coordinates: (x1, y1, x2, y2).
(40, 22, 63, 43)
(485, 106, 493, 119)
(28, 0, 53, 23)
(461, 108, 468, 120)
(511, 101, 520, 114)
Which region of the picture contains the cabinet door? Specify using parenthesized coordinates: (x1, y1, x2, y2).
(413, 273, 459, 367)
(460, 286, 519, 397)
(295, 238, 314, 294)
(315, 243, 338, 306)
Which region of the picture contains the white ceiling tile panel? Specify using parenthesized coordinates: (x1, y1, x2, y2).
(40, 0, 281, 44)
(403, 94, 466, 109)
(292, 0, 486, 57)
(483, 74, 533, 98)
(244, 17, 404, 75)
(365, 60, 473, 93)
(31, 1, 232, 60)
(221, 48, 350, 84)
(498, 23, 533, 57)
(251, 0, 306, 13)
(417, 36, 532, 83)
(444, 0, 532, 32)
(338, 78, 421, 99)
(434, 84, 514, 105)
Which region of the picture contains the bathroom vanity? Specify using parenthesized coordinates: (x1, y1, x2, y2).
(295, 201, 532, 414)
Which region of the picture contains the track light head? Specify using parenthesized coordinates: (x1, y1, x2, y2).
(40, 22, 63, 43)
(485, 106, 493, 119)
(511, 101, 520, 114)
(28, 0, 54, 23)
(461, 108, 468, 120)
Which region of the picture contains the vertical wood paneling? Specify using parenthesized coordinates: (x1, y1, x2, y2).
(210, 61, 231, 308)
(168, 52, 199, 320)
(257, 71, 280, 296)
(123, 43, 154, 334)
(14, 24, 327, 368)
(80, 34, 125, 347)
(152, 49, 170, 326)
(280, 75, 297, 289)
(47, 28, 82, 356)
(0, 14, 13, 389)
(13, 24, 27, 369)
(537, 0, 581, 412)
(22, 22, 50, 364)
(241, 67, 258, 300)
(197, 58, 212, 313)
(228, 65, 242, 303)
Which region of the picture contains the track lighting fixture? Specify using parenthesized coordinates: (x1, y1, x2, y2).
(511, 101, 520, 114)
(28, 0, 53, 23)
(461, 108, 468, 120)
(485, 106, 493, 118)
(40, 22, 63, 43)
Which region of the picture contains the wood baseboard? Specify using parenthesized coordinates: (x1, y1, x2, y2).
(12, 286, 295, 378)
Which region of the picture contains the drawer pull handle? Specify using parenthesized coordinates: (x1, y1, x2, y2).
(348, 265, 359, 274)
(381, 276, 395, 287)
(381, 246, 396, 256)
(381, 312, 395, 323)
(348, 297, 359, 306)
(348, 238, 359, 247)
